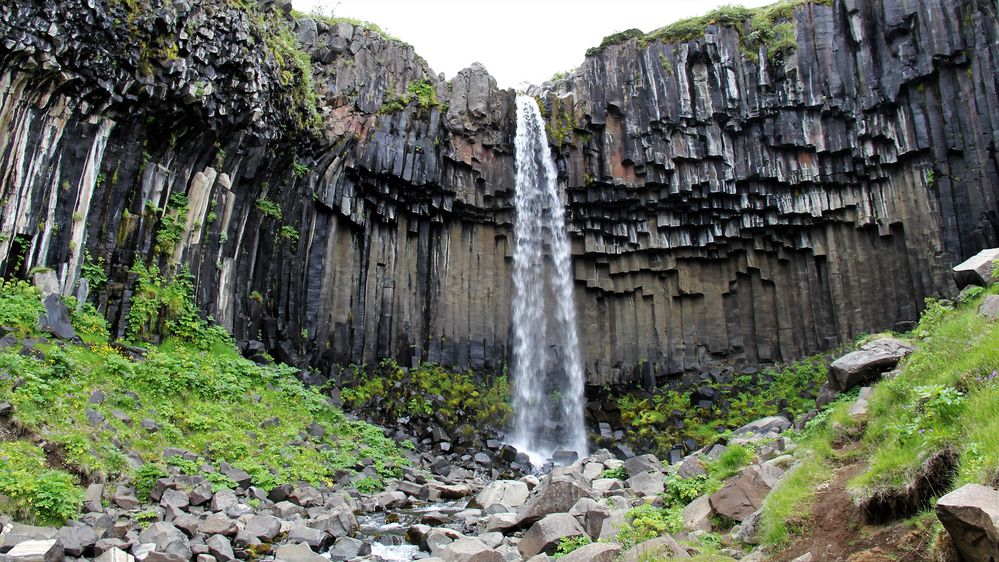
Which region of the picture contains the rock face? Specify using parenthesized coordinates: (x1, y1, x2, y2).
(0, 0, 997, 385)
(935, 483, 999, 562)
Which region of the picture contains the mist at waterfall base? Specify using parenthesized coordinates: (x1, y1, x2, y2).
(509, 96, 588, 466)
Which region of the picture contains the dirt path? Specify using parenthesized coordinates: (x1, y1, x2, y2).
(775, 452, 934, 561)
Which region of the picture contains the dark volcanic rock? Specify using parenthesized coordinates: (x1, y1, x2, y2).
(0, 0, 996, 387)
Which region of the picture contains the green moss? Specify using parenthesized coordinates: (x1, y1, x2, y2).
(612, 354, 827, 457)
(342, 358, 511, 436)
(255, 198, 282, 220)
(379, 79, 444, 114)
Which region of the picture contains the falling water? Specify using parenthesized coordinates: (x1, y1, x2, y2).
(510, 95, 587, 464)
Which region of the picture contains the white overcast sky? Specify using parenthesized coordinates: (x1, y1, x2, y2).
(292, 0, 775, 88)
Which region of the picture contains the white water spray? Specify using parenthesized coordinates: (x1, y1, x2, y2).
(510, 95, 587, 464)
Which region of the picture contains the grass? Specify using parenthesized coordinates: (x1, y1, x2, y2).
(757, 283, 999, 550)
(0, 275, 407, 525)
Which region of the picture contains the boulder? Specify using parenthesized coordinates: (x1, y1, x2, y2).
(436, 537, 504, 562)
(209, 490, 238, 513)
(681, 495, 713, 532)
(518, 513, 586, 558)
(952, 248, 999, 288)
(622, 455, 663, 477)
(518, 477, 593, 525)
(136, 523, 188, 557)
(6, 540, 64, 562)
(204, 536, 234, 562)
(328, 537, 370, 561)
(273, 543, 326, 562)
(39, 294, 76, 340)
(555, 542, 620, 562)
(625, 471, 664, 497)
(56, 525, 98, 557)
(730, 508, 762, 544)
(0, 525, 58, 551)
(709, 465, 782, 521)
(828, 338, 914, 392)
(569, 498, 610, 539)
(307, 509, 358, 538)
(979, 295, 999, 322)
(289, 486, 323, 508)
(198, 513, 237, 537)
(733, 416, 791, 436)
(243, 515, 281, 542)
(476, 481, 529, 510)
(935, 483, 999, 562)
(286, 524, 327, 550)
(481, 513, 519, 533)
(619, 536, 689, 561)
(95, 547, 134, 562)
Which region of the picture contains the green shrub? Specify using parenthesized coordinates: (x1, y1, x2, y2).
(662, 472, 720, 508)
(134, 463, 168, 500)
(0, 279, 44, 334)
(255, 198, 282, 220)
(600, 466, 628, 480)
(353, 476, 383, 494)
(0, 442, 83, 525)
(616, 504, 684, 549)
(379, 79, 444, 113)
(553, 535, 591, 559)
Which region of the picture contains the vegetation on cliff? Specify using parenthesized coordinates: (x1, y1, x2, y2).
(587, 0, 834, 62)
(0, 276, 407, 525)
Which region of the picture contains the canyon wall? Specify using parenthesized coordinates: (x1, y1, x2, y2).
(0, 0, 996, 386)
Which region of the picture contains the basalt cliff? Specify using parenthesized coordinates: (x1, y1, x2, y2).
(1, 0, 997, 386)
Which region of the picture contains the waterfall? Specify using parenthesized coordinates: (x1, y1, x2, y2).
(510, 95, 587, 464)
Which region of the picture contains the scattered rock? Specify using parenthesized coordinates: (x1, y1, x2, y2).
(273, 543, 326, 562)
(979, 296, 999, 322)
(476, 481, 529, 510)
(682, 495, 713, 532)
(518, 477, 593, 526)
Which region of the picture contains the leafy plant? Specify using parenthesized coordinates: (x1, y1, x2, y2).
(134, 463, 168, 501)
(0, 442, 83, 525)
(256, 198, 282, 220)
(353, 476, 383, 494)
(553, 535, 591, 559)
(0, 279, 43, 335)
(600, 466, 628, 480)
(616, 504, 683, 549)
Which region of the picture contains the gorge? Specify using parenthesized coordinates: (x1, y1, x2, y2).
(2, 0, 997, 394)
(2, 0, 999, 560)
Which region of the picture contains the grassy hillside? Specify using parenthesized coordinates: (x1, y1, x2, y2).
(0, 274, 407, 525)
(758, 283, 999, 554)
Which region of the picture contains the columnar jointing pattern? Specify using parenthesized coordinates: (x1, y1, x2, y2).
(511, 97, 587, 462)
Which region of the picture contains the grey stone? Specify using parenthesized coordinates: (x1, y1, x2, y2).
(953, 248, 999, 288)
(437, 537, 503, 562)
(0, 524, 58, 550)
(288, 486, 322, 508)
(94, 547, 134, 562)
(622, 455, 663, 477)
(273, 543, 325, 562)
(198, 513, 236, 537)
(517, 477, 593, 525)
(518, 513, 586, 558)
(979, 295, 999, 322)
(6, 540, 63, 562)
(476, 481, 529, 510)
(204, 535, 234, 562)
(243, 515, 281, 541)
(626, 471, 665, 497)
(619, 536, 689, 561)
(307, 509, 357, 538)
(327, 536, 369, 561)
(555, 542, 620, 562)
(56, 526, 98, 557)
(828, 338, 914, 392)
(569, 497, 609, 539)
(682, 495, 713, 532)
(209, 490, 237, 513)
(733, 416, 791, 436)
(935, 483, 999, 562)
